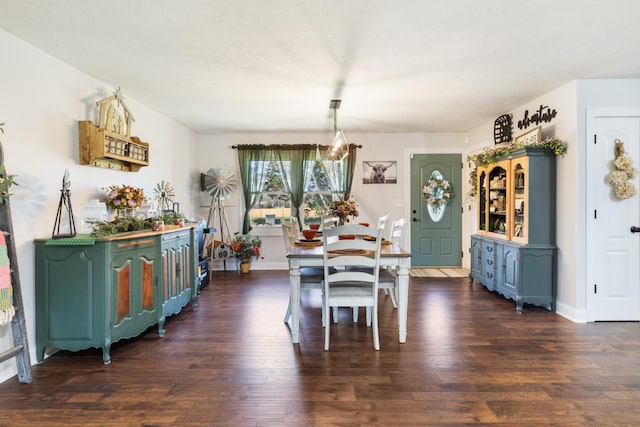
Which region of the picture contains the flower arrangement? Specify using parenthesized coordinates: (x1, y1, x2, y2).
(607, 140, 638, 200)
(327, 192, 359, 222)
(104, 184, 145, 210)
(231, 232, 262, 263)
(422, 178, 453, 207)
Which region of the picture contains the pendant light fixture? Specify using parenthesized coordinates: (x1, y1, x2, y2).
(328, 99, 348, 161)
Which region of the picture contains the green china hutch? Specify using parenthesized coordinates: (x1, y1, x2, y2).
(469, 146, 557, 312)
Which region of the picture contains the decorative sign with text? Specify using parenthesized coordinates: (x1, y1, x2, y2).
(517, 105, 557, 130)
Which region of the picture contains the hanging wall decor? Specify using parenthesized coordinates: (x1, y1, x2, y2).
(493, 113, 513, 145)
(607, 139, 638, 200)
(363, 161, 397, 184)
(79, 87, 150, 172)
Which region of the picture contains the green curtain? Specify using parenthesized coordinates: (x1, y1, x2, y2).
(237, 145, 271, 233)
(343, 144, 358, 196)
(321, 143, 358, 200)
(274, 145, 315, 229)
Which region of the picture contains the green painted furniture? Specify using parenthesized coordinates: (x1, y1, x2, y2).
(158, 227, 198, 336)
(35, 227, 197, 364)
(469, 146, 557, 312)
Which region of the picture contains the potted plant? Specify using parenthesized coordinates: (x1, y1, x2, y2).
(230, 232, 262, 273)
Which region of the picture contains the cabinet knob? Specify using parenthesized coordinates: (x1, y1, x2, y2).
(631, 226, 640, 233)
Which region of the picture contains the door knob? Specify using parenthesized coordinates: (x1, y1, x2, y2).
(631, 226, 640, 233)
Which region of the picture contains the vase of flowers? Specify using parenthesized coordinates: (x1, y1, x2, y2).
(105, 184, 145, 218)
(327, 192, 359, 225)
(231, 232, 262, 272)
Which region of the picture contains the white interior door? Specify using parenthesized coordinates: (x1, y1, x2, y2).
(587, 111, 640, 321)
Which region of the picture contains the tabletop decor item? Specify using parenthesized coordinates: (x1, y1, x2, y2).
(231, 232, 262, 272)
(105, 184, 145, 217)
(327, 192, 359, 225)
(607, 139, 637, 200)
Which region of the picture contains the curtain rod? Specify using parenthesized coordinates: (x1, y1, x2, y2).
(231, 144, 362, 149)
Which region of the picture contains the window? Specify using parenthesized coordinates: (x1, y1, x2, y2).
(237, 144, 355, 234)
(249, 159, 335, 227)
(250, 160, 291, 226)
(302, 160, 333, 224)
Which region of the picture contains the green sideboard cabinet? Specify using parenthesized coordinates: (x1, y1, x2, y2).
(469, 146, 557, 312)
(35, 227, 197, 364)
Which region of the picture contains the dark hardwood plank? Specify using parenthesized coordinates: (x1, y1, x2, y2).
(0, 270, 639, 426)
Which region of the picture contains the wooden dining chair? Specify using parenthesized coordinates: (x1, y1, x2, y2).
(322, 223, 383, 350)
(282, 218, 326, 325)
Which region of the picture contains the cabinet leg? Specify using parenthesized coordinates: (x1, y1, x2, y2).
(102, 344, 111, 365)
(36, 345, 45, 363)
(158, 316, 166, 337)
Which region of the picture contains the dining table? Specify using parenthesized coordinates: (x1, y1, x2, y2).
(286, 236, 412, 344)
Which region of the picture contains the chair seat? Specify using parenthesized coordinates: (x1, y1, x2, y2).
(377, 269, 396, 286)
(299, 267, 324, 285)
(300, 266, 336, 285)
(329, 284, 374, 298)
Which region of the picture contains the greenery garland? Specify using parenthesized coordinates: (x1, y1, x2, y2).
(465, 136, 568, 200)
(467, 136, 568, 167)
(89, 211, 186, 238)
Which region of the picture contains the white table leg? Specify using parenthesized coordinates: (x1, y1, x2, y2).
(289, 259, 302, 343)
(396, 259, 410, 343)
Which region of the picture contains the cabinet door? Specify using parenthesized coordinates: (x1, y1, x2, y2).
(485, 160, 511, 240)
(500, 244, 519, 299)
(470, 236, 483, 280)
(111, 238, 157, 340)
(510, 157, 529, 244)
(476, 167, 488, 235)
(160, 230, 194, 322)
(481, 240, 498, 291)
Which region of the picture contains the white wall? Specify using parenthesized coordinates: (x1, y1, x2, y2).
(197, 132, 467, 270)
(0, 29, 199, 383)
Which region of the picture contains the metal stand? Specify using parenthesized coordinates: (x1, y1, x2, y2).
(205, 195, 233, 272)
(52, 170, 76, 239)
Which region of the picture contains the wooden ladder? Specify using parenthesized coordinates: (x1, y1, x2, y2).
(0, 141, 32, 383)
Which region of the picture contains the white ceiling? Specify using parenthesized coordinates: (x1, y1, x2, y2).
(1, 0, 640, 134)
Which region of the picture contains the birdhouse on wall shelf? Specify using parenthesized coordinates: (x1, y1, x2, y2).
(78, 87, 150, 172)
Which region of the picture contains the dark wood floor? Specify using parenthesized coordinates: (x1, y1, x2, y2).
(1, 271, 640, 426)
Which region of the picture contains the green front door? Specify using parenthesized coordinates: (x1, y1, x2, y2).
(410, 153, 462, 267)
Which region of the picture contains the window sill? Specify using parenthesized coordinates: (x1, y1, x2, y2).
(250, 225, 282, 237)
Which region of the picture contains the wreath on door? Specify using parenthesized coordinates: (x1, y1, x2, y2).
(607, 140, 638, 200)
